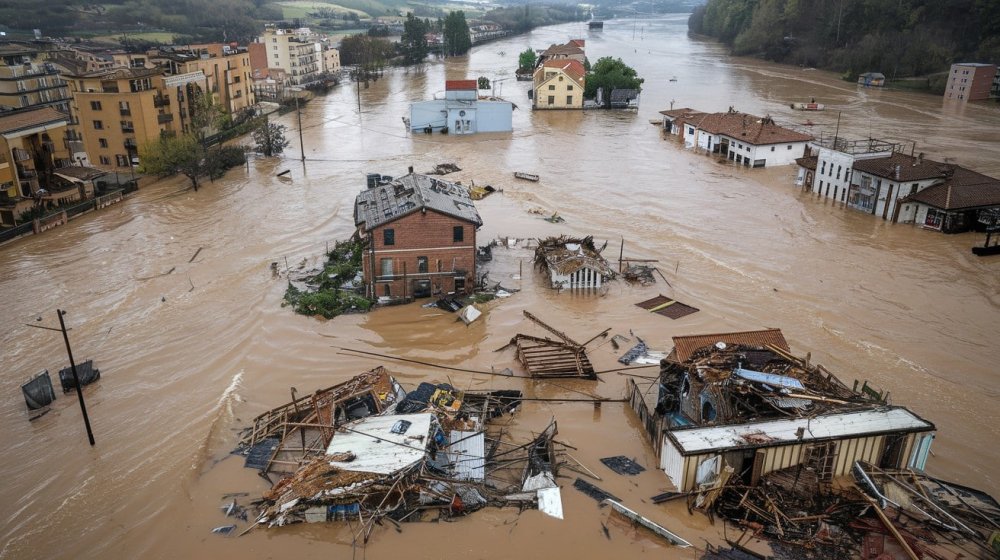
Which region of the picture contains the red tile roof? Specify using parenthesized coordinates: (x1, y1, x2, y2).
(694, 112, 813, 145)
(0, 107, 69, 135)
(540, 59, 586, 83)
(445, 80, 477, 91)
(670, 329, 790, 363)
(902, 167, 1000, 210)
(568, 39, 585, 48)
(542, 43, 584, 57)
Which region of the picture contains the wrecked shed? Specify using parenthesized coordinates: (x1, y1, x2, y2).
(534, 236, 615, 290)
(660, 407, 935, 492)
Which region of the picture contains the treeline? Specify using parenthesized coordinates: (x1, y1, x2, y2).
(483, 4, 586, 34)
(689, 0, 1000, 80)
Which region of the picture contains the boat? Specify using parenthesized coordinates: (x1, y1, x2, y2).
(514, 172, 539, 182)
(669, 76, 677, 82)
(588, 21, 604, 29)
(790, 102, 824, 111)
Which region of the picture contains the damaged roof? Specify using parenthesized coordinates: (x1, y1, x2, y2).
(355, 173, 483, 231)
(325, 413, 435, 474)
(534, 235, 615, 278)
(670, 329, 790, 363)
(667, 407, 935, 455)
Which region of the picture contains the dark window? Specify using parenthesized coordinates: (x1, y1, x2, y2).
(453, 226, 464, 242)
(417, 256, 428, 273)
(566, 95, 573, 105)
(548, 85, 555, 91)
(98, 138, 108, 148)
(383, 228, 395, 246)
(547, 96, 554, 104)
(93, 120, 103, 130)
(90, 101, 102, 110)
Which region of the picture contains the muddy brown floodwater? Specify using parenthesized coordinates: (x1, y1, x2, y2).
(2, 15, 999, 560)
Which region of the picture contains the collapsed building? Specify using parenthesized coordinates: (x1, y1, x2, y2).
(534, 236, 616, 290)
(234, 367, 575, 540)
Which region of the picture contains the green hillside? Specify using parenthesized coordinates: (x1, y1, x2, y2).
(689, 0, 1000, 82)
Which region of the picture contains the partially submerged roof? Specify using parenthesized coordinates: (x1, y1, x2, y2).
(354, 173, 483, 231)
(0, 107, 69, 136)
(610, 89, 639, 103)
(659, 107, 706, 120)
(541, 43, 584, 57)
(694, 112, 813, 145)
(534, 235, 615, 278)
(667, 407, 934, 455)
(670, 329, 790, 363)
(903, 167, 1000, 210)
(325, 413, 435, 474)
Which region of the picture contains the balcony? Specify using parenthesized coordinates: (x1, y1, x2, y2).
(121, 125, 135, 133)
(120, 108, 132, 116)
(123, 140, 138, 151)
(157, 113, 173, 124)
(18, 168, 37, 179)
(154, 95, 170, 108)
(12, 148, 31, 162)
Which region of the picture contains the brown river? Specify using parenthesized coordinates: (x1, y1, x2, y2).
(2, 14, 999, 559)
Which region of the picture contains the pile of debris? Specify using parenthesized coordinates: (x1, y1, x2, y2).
(233, 368, 601, 541)
(534, 236, 616, 290)
(426, 162, 461, 175)
(498, 311, 606, 379)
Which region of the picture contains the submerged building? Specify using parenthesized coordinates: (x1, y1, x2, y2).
(409, 80, 513, 134)
(626, 329, 935, 492)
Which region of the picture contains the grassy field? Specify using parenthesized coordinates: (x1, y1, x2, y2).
(89, 31, 180, 43)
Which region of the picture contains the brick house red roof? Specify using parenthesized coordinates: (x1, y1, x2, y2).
(445, 80, 477, 91)
(540, 59, 586, 84)
(693, 112, 813, 145)
(670, 329, 790, 363)
(902, 167, 1000, 210)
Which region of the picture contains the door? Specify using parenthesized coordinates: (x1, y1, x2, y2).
(412, 279, 431, 298)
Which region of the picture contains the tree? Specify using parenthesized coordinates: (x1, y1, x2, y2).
(584, 57, 644, 107)
(401, 12, 429, 64)
(252, 120, 290, 157)
(518, 47, 536, 70)
(477, 76, 491, 90)
(138, 134, 206, 191)
(189, 91, 224, 146)
(443, 11, 472, 56)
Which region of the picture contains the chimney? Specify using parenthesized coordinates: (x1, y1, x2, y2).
(895, 165, 901, 180)
(408, 165, 414, 174)
(917, 152, 924, 165)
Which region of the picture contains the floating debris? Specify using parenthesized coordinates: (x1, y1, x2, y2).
(426, 162, 462, 175)
(58, 360, 101, 393)
(503, 311, 600, 379)
(514, 171, 539, 181)
(634, 294, 699, 320)
(573, 478, 620, 503)
(604, 500, 692, 547)
(600, 456, 645, 476)
(535, 236, 615, 290)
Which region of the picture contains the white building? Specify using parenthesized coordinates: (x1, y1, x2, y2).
(258, 26, 326, 86)
(677, 109, 813, 168)
(409, 80, 512, 135)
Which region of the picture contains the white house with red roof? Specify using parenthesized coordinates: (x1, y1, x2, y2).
(677, 108, 813, 167)
(409, 79, 512, 134)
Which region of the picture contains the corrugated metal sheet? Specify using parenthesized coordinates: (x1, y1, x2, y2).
(537, 487, 563, 519)
(448, 430, 485, 481)
(735, 368, 804, 389)
(325, 413, 434, 474)
(671, 329, 790, 363)
(668, 408, 933, 455)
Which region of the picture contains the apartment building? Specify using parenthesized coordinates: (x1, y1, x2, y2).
(944, 63, 998, 102)
(256, 26, 340, 87)
(0, 42, 72, 114)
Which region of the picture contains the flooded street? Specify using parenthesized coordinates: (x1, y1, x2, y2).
(1, 14, 999, 559)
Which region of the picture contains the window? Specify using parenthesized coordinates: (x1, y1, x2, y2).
(453, 226, 464, 242)
(836, 165, 842, 180)
(417, 256, 428, 273)
(93, 120, 103, 130)
(99, 155, 110, 165)
(770, 146, 775, 152)
(787, 145, 792, 150)
(98, 138, 108, 148)
(548, 85, 555, 90)
(567, 85, 573, 91)
(547, 95, 554, 104)
(821, 161, 826, 175)
(115, 154, 128, 167)
(383, 228, 394, 246)
(380, 258, 393, 277)
(566, 95, 573, 105)
(910, 183, 918, 195)
(90, 101, 102, 110)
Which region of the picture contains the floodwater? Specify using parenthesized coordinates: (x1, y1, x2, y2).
(2, 14, 999, 560)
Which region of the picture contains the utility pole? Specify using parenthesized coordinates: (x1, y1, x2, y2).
(295, 95, 305, 162)
(28, 310, 96, 445)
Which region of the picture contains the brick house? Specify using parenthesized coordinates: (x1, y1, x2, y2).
(355, 173, 482, 300)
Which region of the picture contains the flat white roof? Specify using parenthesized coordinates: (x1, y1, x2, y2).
(668, 407, 933, 455)
(325, 413, 434, 474)
(448, 430, 485, 481)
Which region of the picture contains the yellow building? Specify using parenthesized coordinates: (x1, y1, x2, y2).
(151, 44, 256, 115)
(65, 67, 182, 171)
(258, 26, 324, 86)
(533, 59, 585, 110)
(0, 42, 73, 114)
(0, 107, 72, 226)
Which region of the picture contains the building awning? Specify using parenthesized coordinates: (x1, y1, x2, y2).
(163, 71, 206, 88)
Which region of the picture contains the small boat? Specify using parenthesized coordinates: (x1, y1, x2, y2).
(514, 172, 539, 182)
(669, 76, 677, 82)
(790, 102, 824, 111)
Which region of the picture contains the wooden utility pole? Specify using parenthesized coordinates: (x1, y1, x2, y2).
(58, 310, 95, 446)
